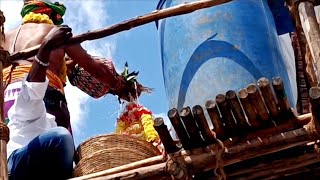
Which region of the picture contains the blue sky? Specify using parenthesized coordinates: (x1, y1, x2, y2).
(1, 0, 169, 146)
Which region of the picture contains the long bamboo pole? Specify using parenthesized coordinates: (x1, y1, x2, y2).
(0, 10, 9, 180)
(9, 0, 232, 61)
(297, 1, 320, 82)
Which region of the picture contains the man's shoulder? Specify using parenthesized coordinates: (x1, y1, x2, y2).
(6, 23, 56, 34)
(23, 23, 56, 30)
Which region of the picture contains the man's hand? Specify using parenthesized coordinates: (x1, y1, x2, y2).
(37, 26, 73, 63)
(43, 25, 73, 48)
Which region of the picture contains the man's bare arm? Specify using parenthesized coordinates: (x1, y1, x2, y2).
(65, 44, 120, 88)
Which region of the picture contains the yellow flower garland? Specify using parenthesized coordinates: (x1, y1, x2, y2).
(141, 114, 159, 142)
(22, 12, 53, 25)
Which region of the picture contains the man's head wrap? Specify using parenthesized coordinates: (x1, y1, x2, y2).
(21, 1, 66, 25)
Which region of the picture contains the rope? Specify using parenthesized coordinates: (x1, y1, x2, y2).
(212, 132, 227, 180)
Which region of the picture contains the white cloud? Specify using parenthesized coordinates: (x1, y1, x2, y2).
(1, 1, 23, 30)
(1, 0, 116, 140)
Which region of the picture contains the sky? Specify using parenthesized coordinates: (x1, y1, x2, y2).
(1, 0, 170, 146)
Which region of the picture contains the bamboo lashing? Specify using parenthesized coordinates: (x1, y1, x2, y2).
(238, 88, 260, 129)
(205, 100, 225, 139)
(154, 118, 189, 179)
(216, 94, 237, 137)
(0, 10, 9, 180)
(168, 108, 192, 150)
(192, 105, 216, 145)
(9, 0, 232, 62)
(226, 90, 250, 132)
(154, 117, 180, 154)
(179, 107, 204, 150)
(166, 151, 190, 180)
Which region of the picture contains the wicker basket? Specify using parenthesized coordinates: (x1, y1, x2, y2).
(73, 134, 160, 177)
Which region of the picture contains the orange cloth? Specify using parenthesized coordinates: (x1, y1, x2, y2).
(3, 64, 66, 94)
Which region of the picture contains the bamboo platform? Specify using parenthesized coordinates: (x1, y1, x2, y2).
(71, 76, 320, 180)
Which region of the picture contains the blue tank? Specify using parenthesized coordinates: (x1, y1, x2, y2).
(157, 0, 296, 109)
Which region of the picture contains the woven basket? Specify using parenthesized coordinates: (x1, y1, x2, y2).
(73, 134, 160, 177)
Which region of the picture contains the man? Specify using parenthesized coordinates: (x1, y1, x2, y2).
(2, 0, 141, 134)
(7, 26, 74, 180)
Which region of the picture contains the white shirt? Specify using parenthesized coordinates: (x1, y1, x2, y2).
(7, 76, 57, 158)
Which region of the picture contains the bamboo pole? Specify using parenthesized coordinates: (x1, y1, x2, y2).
(226, 90, 250, 131)
(238, 88, 260, 129)
(286, 0, 314, 114)
(179, 107, 204, 149)
(257, 77, 279, 121)
(308, 86, 320, 136)
(70, 156, 164, 180)
(192, 105, 216, 145)
(272, 77, 292, 117)
(168, 108, 192, 150)
(86, 127, 313, 180)
(154, 117, 180, 154)
(205, 100, 225, 139)
(216, 94, 237, 137)
(0, 10, 9, 180)
(298, 1, 320, 82)
(246, 84, 270, 124)
(9, 0, 232, 61)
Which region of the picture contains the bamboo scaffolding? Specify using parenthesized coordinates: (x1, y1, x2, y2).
(9, 0, 232, 61)
(84, 127, 314, 180)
